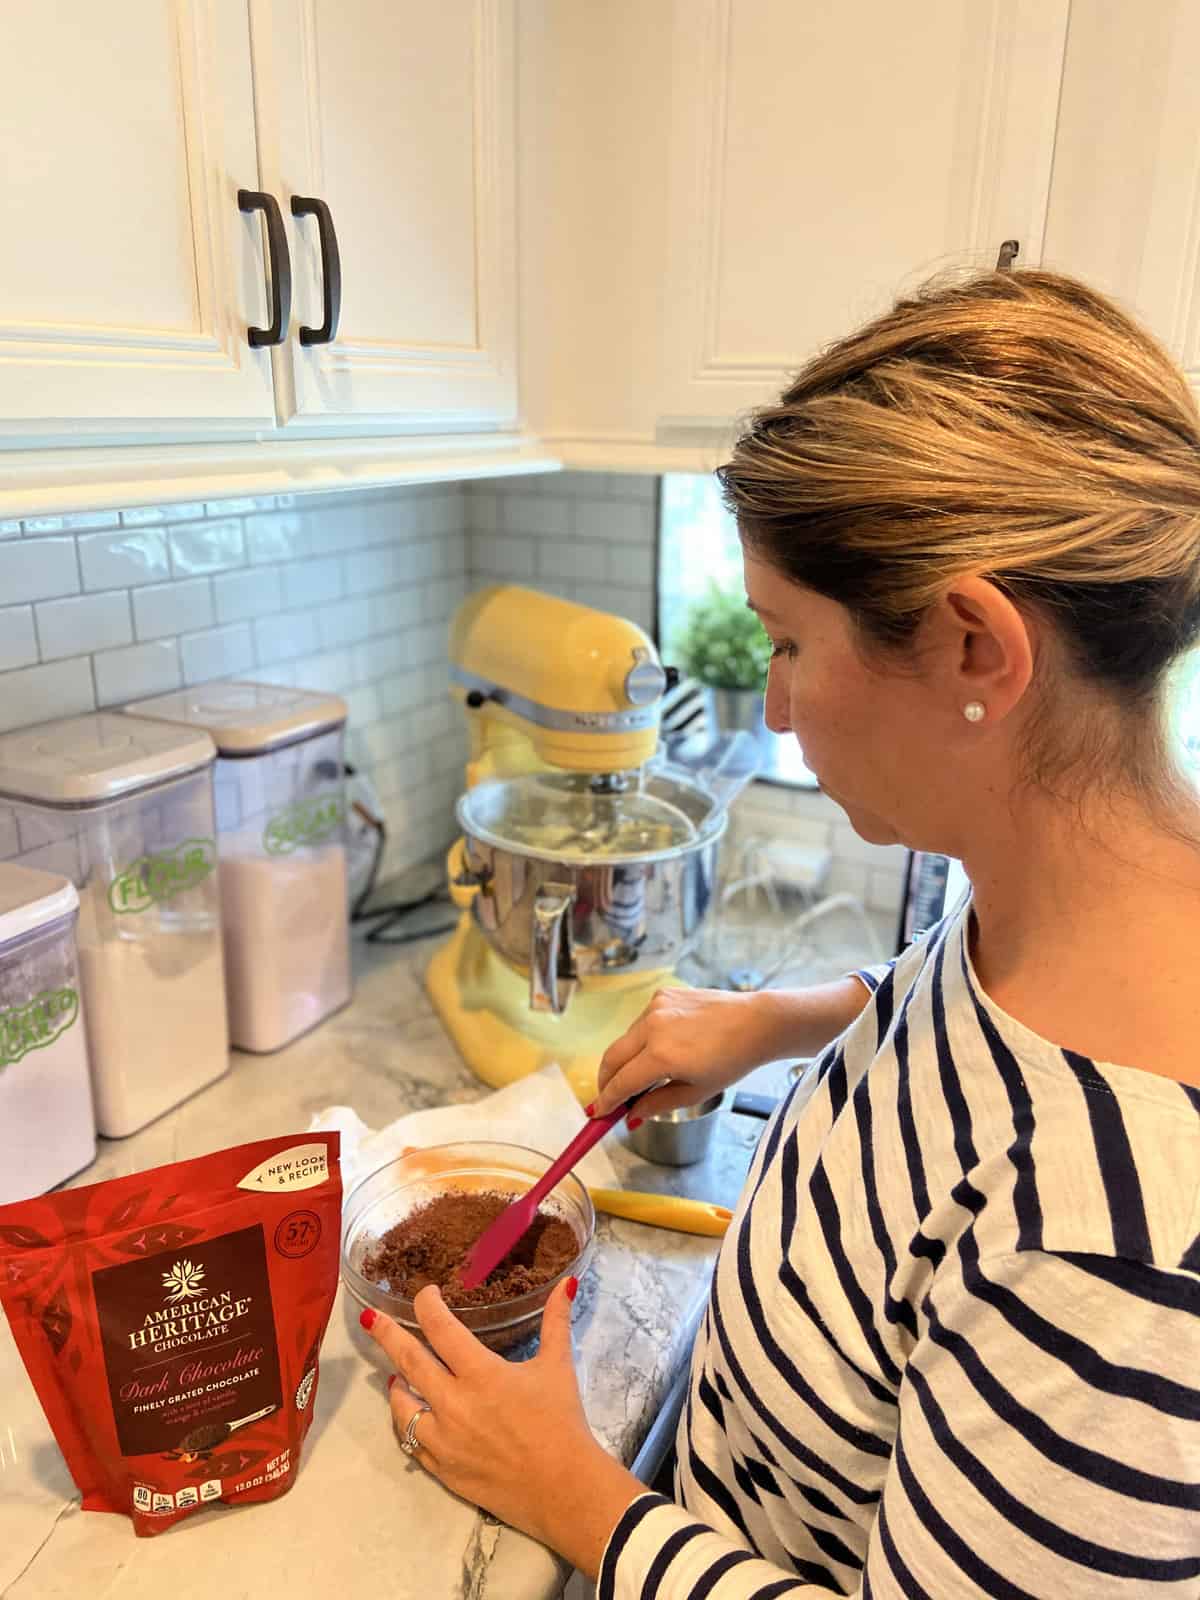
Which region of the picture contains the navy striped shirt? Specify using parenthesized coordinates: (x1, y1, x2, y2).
(599, 897, 1200, 1597)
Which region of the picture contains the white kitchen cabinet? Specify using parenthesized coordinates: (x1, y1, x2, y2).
(655, 0, 1070, 428)
(0, 0, 517, 463)
(0, 1, 277, 445)
(1041, 0, 1200, 398)
(252, 0, 518, 433)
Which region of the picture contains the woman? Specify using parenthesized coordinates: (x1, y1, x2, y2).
(363, 269, 1200, 1595)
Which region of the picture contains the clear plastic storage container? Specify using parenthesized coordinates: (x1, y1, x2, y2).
(0, 864, 95, 1202)
(127, 683, 352, 1053)
(0, 714, 228, 1137)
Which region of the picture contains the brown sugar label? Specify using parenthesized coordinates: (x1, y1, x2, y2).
(0, 986, 79, 1068)
(93, 1225, 282, 1459)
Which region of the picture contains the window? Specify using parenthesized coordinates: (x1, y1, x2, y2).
(1172, 647, 1200, 784)
(657, 473, 746, 660)
(657, 472, 813, 787)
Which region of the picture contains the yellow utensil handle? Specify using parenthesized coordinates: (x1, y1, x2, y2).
(588, 1188, 732, 1237)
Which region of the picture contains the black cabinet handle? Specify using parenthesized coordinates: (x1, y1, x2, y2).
(996, 238, 1020, 272)
(291, 195, 342, 346)
(237, 189, 292, 347)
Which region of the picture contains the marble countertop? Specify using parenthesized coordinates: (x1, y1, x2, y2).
(0, 917, 793, 1600)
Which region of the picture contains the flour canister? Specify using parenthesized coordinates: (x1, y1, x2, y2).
(124, 683, 352, 1054)
(0, 713, 227, 1137)
(0, 864, 95, 1201)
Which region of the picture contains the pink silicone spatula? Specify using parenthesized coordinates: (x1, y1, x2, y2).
(457, 1097, 644, 1291)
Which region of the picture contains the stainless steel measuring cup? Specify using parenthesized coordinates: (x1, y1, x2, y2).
(626, 1089, 776, 1166)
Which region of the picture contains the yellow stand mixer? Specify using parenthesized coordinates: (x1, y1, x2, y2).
(425, 585, 729, 1105)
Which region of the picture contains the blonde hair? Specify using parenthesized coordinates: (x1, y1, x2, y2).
(718, 269, 1200, 796)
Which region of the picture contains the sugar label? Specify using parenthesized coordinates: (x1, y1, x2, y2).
(262, 796, 343, 856)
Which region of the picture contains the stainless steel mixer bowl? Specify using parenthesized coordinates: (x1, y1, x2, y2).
(454, 770, 727, 1014)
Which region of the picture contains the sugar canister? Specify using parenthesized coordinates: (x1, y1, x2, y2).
(0, 862, 95, 1201)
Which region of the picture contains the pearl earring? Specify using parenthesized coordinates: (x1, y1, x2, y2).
(962, 701, 986, 723)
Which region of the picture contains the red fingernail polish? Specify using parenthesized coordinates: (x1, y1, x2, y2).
(565, 1276, 579, 1301)
(627, 1116, 644, 1130)
(584, 1102, 595, 1117)
(387, 1373, 397, 1391)
(359, 1307, 378, 1332)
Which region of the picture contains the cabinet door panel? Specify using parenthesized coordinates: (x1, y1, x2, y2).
(262, 0, 517, 429)
(659, 0, 1068, 424)
(0, 0, 275, 441)
(1042, 0, 1200, 395)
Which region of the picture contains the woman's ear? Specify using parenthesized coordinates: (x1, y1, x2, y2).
(939, 576, 1035, 722)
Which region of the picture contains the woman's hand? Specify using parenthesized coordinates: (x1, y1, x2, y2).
(361, 1282, 645, 1576)
(594, 985, 791, 1119)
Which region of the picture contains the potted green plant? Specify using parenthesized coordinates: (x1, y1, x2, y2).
(675, 584, 773, 735)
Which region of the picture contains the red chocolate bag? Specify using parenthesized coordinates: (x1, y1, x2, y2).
(0, 1132, 341, 1536)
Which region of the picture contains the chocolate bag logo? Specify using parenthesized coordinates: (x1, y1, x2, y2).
(162, 1260, 206, 1303)
(262, 796, 343, 856)
(0, 987, 79, 1068)
(108, 839, 216, 915)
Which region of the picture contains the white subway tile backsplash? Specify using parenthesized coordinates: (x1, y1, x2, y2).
(254, 610, 320, 664)
(121, 501, 208, 526)
(575, 498, 655, 545)
(0, 657, 95, 732)
(282, 556, 343, 611)
(36, 592, 132, 661)
(362, 635, 406, 678)
(429, 491, 466, 536)
(251, 663, 298, 689)
(538, 541, 607, 582)
(293, 648, 356, 695)
(470, 532, 535, 579)
(343, 548, 393, 596)
(501, 494, 571, 537)
(403, 623, 446, 668)
(213, 565, 283, 624)
(605, 473, 658, 501)
(465, 491, 498, 534)
(0, 537, 79, 604)
(342, 684, 382, 728)
(79, 528, 169, 590)
(22, 511, 118, 534)
(180, 623, 255, 686)
(133, 577, 214, 642)
(362, 495, 426, 545)
(169, 518, 245, 576)
(379, 669, 428, 716)
(95, 639, 181, 704)
(318, 598, 370, 650)
(0, 607, 38, 671)
(369, 587, 424, 635)
(307, 505, 368, 557)
(425, 577, 469, 621)
(607, 543, 655, 588)
(205, 497, 260, 518)
(244, 510, 311, 565)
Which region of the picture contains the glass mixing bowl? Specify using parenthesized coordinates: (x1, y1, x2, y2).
(340, 1141, 595, 1356)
